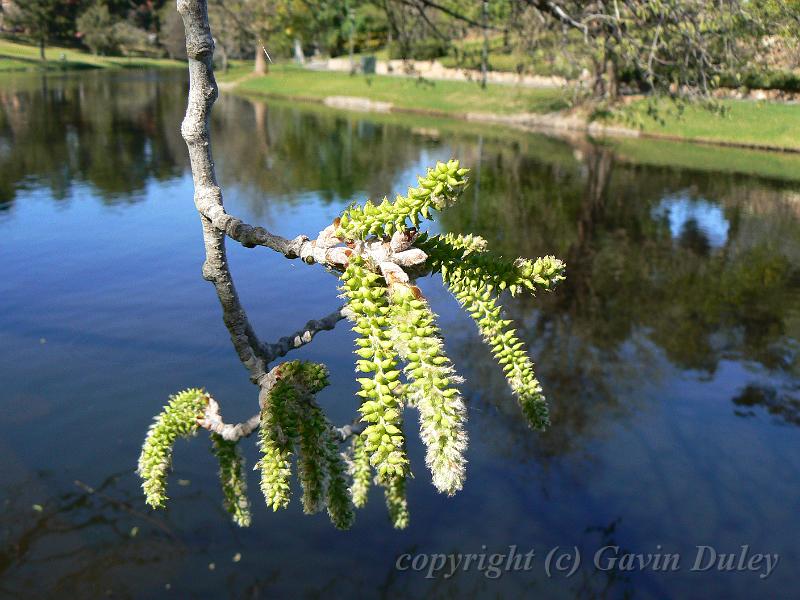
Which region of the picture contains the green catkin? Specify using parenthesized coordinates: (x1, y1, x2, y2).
(339, 256, 408, 482)
(381, 474, 410, 530)
(421, 234, 565, 430)
(256, 379, 298, 511)
(296, 402, 330, 514)
(420, 233, 566, 297)
(323, 429, 356, 529)
(388, 282, 467, 495)
(446, 271, 550, 430)
(138, 388, 209, 508)
(255, 361, 355, 527)
(336, 160, 469, 240)
(210, 434, 252, 527)
(420, 234, 564, 430)
(350, 433, 372, 508)
(281, 363, 354, 525)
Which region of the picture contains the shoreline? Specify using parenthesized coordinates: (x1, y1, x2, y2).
(227, 85, 800, 155)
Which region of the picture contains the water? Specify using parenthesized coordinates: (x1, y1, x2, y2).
(1, 70, 799, 599)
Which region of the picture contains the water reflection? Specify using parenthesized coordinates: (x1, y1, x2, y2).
(0, 71, 187, 206)
(428, 146, 798, 471)
(1, 472, 185, 598)
(1, 71, 799, 598)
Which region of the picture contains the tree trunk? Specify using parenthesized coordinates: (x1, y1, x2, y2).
(39, 36, 46, 61)
(216, 40, 229, 73)
(348, 14, 356, 74)
(293, 38, 305, 64)
(606, 58, 618, 101)
(254, 41, 267, 75)
(591, 57, 605, 98)
(480, 0, 488, 89)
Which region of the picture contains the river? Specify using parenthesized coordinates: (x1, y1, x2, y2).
(1, 69, 799, 598)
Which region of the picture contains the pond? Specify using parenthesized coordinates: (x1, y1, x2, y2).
(1, 70, 799, 599)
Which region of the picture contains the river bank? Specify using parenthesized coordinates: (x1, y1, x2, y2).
(221, 64, 800, 153)
(0, 37, 183, 72)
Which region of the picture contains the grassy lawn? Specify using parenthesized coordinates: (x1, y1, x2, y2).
(612, 97, 800, 151)
(234, 63, 568, 115)
(0, 37, 183, 72)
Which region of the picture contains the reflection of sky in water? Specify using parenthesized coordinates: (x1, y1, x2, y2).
(653, 193, 730, 248)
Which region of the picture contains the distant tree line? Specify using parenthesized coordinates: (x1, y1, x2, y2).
(2, 0, 800, 101)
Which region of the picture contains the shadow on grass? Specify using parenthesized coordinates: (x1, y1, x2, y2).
(0, 54, 102, 72)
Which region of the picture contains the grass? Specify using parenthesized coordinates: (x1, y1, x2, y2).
(609, 97, 800, 151)
(233, 63, 568, 115)
(0, 37, 183, 72)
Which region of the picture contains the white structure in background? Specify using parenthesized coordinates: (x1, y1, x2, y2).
(323, 56, 567, 89)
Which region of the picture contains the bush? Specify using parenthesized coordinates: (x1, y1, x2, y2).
(114, 21, 154, 57)
(718, 69, 800, 92)
(77, 3, 118, 55)
(158, 3, 187, 60)
(387, 38, 449, 61)
(77, 2, 156, 57)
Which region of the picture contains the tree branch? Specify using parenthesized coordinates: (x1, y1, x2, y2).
(198, 393, 261, 440)
(395, 0, 497, 30)
(176, 0, 424, 447)
(261, 306, 352, 363)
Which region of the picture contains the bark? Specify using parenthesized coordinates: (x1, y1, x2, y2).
(254, 41, 267, 74)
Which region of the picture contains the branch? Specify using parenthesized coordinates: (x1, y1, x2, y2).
(196, 202, 311, 258)
(177, 1, 336, 269)
(261, 306, 352, 363)
(198, 371, 367, 443)
(523, 0, 588, 35)
(176, 0, 424, 447)
(395, 0, 498, 30)
(198, 394, 261, 440)
(334, 420, 368, 441)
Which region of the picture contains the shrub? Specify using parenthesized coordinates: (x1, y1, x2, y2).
(388, 38, 450, 61)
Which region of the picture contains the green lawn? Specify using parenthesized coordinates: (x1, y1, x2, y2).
(234, 64, 568, 115)
(0, 37, 183, 72)
(612, 97, 800, 151)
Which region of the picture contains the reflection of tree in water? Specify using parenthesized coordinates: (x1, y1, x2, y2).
(0, 472, 184, 598)
(733, 384, 800, 425)
(0, 71, 188, 207)
(211, 95, 444, 218)
(438, 137, 800, 452)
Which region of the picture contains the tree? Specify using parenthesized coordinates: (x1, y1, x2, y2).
(76, 3, 118, 55)
(207, 0, 288, 74)
(393, 0, 766, 101)
(4, 0, 83, 60)
(137, 0, 566, 529)
(520, 0, 765, 100)
(157, 2, 188, 60)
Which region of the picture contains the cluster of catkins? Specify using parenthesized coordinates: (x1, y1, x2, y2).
(138, 160, 565, 530)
